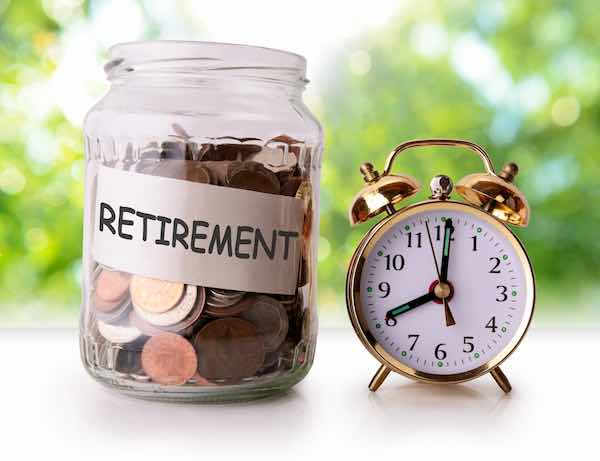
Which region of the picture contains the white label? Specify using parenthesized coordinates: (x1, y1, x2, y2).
(92, 165, 304, 295)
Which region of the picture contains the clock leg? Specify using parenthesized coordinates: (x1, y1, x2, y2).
(490, 366, 512, 393)
(368, 364, 391, 392)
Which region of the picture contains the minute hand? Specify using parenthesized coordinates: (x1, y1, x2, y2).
(440, 218, 454, 282)
(385, 292, 436, 325)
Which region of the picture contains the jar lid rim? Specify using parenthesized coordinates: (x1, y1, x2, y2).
(107, 40, 307, 74)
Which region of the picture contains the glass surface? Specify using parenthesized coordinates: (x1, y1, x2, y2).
(80, 41, 323, 402)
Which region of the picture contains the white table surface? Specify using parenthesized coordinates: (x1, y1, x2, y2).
(0, 328, 597, 460)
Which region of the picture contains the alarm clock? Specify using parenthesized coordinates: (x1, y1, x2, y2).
(346, 139, 535, 393)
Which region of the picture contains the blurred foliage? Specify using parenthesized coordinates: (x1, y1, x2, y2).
(319, 0, 600, 317)
(0, 0, 599, 323)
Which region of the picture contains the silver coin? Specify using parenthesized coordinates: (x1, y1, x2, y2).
(206, 288, 245, 308)
(95, 300, 132, 324)
(240, 295, 289, 352)
(130, 373, 151, 383)
(133, 284, 198, 327)
(251, 147, 297, 173)
(98, 319, 142, 344)
(128, 287, 203, 336)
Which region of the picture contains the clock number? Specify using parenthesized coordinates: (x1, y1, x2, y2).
(408, 334, 420, 351)
(486, 316, 498, 333)
(378, 282, 391, 298)
(496, 285, 508, 302)
(434, 343, 447, 360)
(471, 235, 477, 252)
(407, 232, 422, 248)
(489, 257, 501, 274)
(384, 254, 405, 271)
(463, 336, 475, 353)
(435, 224, 455, 242)
(385, 317, 397, 327)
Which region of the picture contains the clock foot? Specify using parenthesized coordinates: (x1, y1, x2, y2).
(368, 364, 391, 392)
(490, 366, 512, 393)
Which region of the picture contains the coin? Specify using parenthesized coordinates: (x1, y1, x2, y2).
(251, 147, 297, 173)
(129, 286, 205, 334)
(267, 134, 303, 157)
(97, 319, 142, 344)
(141, 333, 198, 385)
(133, 284, 198, 327)
(202, 161, 231, 185)
(205, 287, 245, 308)
(280, 176, 304, 197)
(226, 161, 281, 195)
(94, 269, 130, 313)
(152, 160, 210, 184)
(204, 291, 251, 317)
(130, 276, 184, 314)
(240, 295, 289, 352)
(160, 140, 191, 160)
(95, 298, 132, 324)
(115, 347, 144, 374)
(258, 350, 281, 375)
(279, 339, 300, 370)
(194, 318, 265, 381)
(171, 123, 191, 140)
(296, 181, 313, 239)
(207, 143, 263, 161)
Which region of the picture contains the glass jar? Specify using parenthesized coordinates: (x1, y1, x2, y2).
(80, 41, 323, 402)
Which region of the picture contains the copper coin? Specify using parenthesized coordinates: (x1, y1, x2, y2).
(268, 134, 301, 145)
(267, 134, 303, 157)
(130, 276, 184, 314)
(280, 176, 304, 197)
(94, 270, 130, 313)
(240, 295, 289, 352)
(194, 318, 265, 381)
(296, 181, 313, 239)
(226, 161, 280, 195)
(206, 143, 262, 161)
(152, 160, 210, 183)
(141, 333, 198, 385)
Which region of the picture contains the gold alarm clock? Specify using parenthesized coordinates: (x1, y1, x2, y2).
(346, 139, 535, 393)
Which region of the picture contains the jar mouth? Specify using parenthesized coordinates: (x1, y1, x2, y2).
(105, 40, 308, 87)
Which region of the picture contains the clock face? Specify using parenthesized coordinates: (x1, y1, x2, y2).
(351, 201, 534, 380)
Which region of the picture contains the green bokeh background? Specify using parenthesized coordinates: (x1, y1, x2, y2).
(1, 0, 598, 326)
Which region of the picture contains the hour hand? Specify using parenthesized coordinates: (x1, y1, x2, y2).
(385, 292, 436, 326)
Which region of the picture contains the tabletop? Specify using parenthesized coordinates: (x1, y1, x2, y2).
(0, 327, 596, 460)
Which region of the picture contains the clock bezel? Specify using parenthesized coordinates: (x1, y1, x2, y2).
(346, 200, 535, 384)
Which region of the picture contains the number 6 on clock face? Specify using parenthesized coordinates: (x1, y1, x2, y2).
(347, 200, 535, 383)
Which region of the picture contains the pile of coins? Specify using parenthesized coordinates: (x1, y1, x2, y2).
(91, 269, 307, 385)
(87, 125, 313, 387)
(130, 126, 306, 199)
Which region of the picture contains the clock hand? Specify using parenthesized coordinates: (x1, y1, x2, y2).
(384, 291, 437, 326)
(443, 298, 456, 326)
(440, 218, 454, 282)
(425, 220, 457, 327)
(424, 221, 442, 280)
